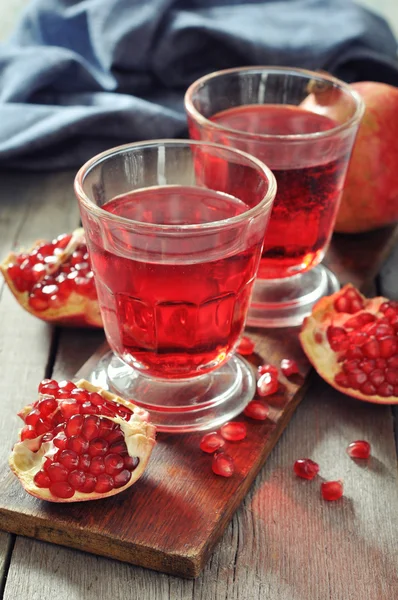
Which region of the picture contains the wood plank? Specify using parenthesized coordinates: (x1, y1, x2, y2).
(0, 169, 80, 592)
(0, 219, 396, 579)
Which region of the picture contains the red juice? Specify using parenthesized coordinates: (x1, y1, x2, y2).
(205, 104, 348, 279)
(87, 186, 262, 379)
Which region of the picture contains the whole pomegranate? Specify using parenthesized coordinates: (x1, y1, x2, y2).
(1, 229, 102, 327)
(300, 284, 398, 404)
(10, 379, 156, 502)
(335, 81, 398, 233)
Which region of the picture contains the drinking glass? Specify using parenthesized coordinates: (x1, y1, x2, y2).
(74, 140, 276, 432)
(185, 67, 364, 327)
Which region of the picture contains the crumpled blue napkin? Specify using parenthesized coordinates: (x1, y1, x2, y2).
(0, 0, 397, 169)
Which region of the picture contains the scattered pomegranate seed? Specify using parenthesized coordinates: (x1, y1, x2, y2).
(346, 440, 371, 459)
(220, 421, 247, 442)
(236, 336, 255, 356)
(257, 372, 279, 396)
(293, 458, 320, 480)
(243, 401, 269, 420)
(212, 451, 235, 477)
(257, 363, 278, 378)
(280, 359, 299, 377)
(199, 432, 225, 453)
(321, 480, 344, 501)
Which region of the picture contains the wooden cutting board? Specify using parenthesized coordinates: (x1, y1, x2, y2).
(0, 226, 396, 578)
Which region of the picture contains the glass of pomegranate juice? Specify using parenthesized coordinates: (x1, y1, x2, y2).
(185, 67, 364, 327)
(74, 140, 276, 432)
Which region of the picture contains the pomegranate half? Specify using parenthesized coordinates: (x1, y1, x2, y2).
(10, 379, 156, 502)
(300, 284, 398, 404)
(1, 229, 102, 327)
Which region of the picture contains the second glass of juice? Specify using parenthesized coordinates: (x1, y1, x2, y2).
(185, 67, 364, 327)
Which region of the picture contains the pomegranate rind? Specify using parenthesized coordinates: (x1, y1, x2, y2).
(299, 284, 398, 405)
(9, 380, 156, 502)
(0, 229, 102, 328)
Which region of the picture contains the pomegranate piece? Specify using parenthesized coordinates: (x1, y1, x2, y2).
(300, 284, 398, 404)
(220, 421, 247, 442)
(212, 451, 235, 477)
(0, 228, 102, 328)
(293, 458, 320, 480)
(199, 432, 225, 454)
(9, 379, 156, 503)
(321, 480, 344, 501)
(257, 372, 279, 397)
(236, 336, 255, 356)
(280, 359, 299, 377)
(243, 400, 269, 421)
(346, 440, 371, 459)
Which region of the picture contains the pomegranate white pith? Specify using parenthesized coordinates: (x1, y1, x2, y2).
(300, 284, 398, 404)
(9, 379, 156, 502)
(1, 229, 102, 328)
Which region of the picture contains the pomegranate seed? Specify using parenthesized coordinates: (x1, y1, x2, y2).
(67, 435, 89, 454)
(70, 388, 90, 404)
(78, 454, 91, 471)
(88, 438, 109, 457)
(280, 359, 299, 377)
(65, 414, 84, 437)
(362, 338, 380, 359)
(35, 418, 52, 435)
(94, 474, 114, 493)
(123, 456, 139, 471)
(199, 432, 225, 453)
(21, 425, 37, 440)
(379, 337, 397, 358)
(347, 371, 367, 389)
(334, 372, 350, 388)
(243, 401, 269, 420)
(89, 392, 105, 406)
(105, 429, 124, 445)
(345, 346, 363, 360)
(347, 440, 371, 459)
(257, 363, 278, 378)
(37, 397, 57, 417)
(68, 470, 86, 491)
(49, 481, 75, 499)
(369, 369, 384, 387)
(116, 406, 132, 419)
(81, 402, 99, 415)
(53, 432, 68, 449)
(377, 382, 394, 397)
(42, 432, 54, 442)
(104, 454, 124, 475)
(114, 469, 132, 488)
(293, 458, 320, 480)
(47, 462, 69, 483)
(236, 336, 254, 355)
(38, 379, 58, 395)
(385, 369, 398, 385)
(81, 415, 101, 441)
(58, 449, 79, 470)
(33, 470, 51, 488)
(360, 359, 375, 374)
(98, 419, 114, 438)
(360, 381, 377, 395)
(220, 421, 247, 441)
(109, 440, 128, 455)
(321, 480, 344, 501)
(257, 372, 279, 396)
(212, 451, 235, 477)
(81, 473, 97, 493)
(58, 380, 77, 392)
(60, 400, 81, 420)
(89, 456, 106, 475)
(25, 409, 41, 426)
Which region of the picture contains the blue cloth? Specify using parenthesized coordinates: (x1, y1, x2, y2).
(0, 0, 397, 169)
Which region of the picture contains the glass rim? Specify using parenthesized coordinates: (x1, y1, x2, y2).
(184, 66, 365, 142)
(74, 139, 277, 233)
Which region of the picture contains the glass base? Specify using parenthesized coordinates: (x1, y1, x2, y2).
(247, 264, 340, 328)
(88, 351, 255, 433)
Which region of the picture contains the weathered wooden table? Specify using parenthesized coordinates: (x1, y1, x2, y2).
(0, 170, 397, 599)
